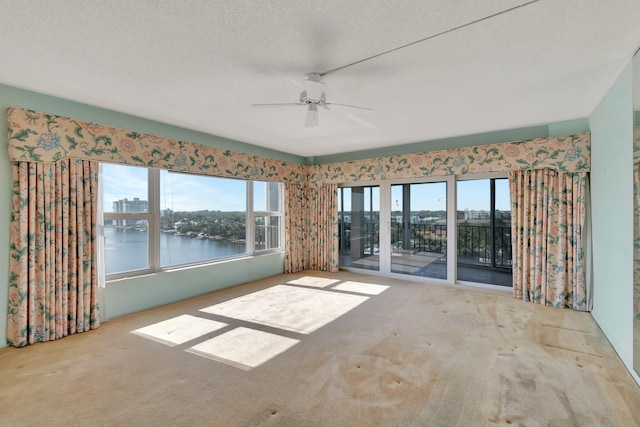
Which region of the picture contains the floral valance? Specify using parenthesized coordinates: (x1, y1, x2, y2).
(8, 107, 591, 187)
(7, 107, 306, 184)
(310, 133, 590, 185)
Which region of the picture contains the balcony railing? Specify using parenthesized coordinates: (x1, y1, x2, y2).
(339, 221, 512, 269)
(456, 224, 512, 268)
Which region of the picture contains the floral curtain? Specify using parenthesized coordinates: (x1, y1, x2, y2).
(307, 183, 339, 272)
(509, 168, 588, 310)
(284, 182, 309, 273)
(634, 162, 640, 320)
(7, 159, 100, 347)
(634, 128, 640, 320)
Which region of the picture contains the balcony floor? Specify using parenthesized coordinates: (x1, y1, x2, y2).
(340, 252, 512, 287)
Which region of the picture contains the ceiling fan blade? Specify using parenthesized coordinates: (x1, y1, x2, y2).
(251, 103, 304, 108)
(325, 102, 373, 111)
(305, 104, 318, 127)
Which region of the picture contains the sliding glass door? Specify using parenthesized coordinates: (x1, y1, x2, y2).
(338, 175, 511, 288)
(338, 186, 380, 271)
(456, 178, 512, 286)
(390, 182, 447, 279)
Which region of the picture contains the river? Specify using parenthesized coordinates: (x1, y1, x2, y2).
(104, 227, 246, 274)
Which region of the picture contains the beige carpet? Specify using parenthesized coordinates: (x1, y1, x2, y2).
(1, 270, 639, 426)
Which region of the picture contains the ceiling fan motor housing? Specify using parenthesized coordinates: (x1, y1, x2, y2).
(304, 73, 325, 101)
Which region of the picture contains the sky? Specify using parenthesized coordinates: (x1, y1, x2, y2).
(340, 179, 511, 212)
(102, 164, 258, 212)
(102, 164, 510, 213)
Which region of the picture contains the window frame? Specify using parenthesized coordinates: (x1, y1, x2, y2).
(101, 165, 284, 281)
(455, 173, 512, 274)
(102, 166, 156, 278)
(249, 180, 285, 254)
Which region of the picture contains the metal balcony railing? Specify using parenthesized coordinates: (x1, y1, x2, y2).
(338, 221, 512, 269)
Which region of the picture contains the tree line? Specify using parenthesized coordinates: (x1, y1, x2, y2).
(161, 210, 247, 241)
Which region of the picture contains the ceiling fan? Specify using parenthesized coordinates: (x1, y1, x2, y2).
(251, 73, 373, 127)
(251, 0, 541, 128)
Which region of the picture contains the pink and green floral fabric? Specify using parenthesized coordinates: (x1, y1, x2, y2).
(509, 169, 588, 310)
(8, 107, 589, 185)
(307, 183, 339, 272)
(634, 127, 640, 319)
(7, 160, 100, 347)
(7, 107, 306, 185)
(634, 163, 640, 319)
(284, 183, 338, 273)
(311, 133, 589, 184)
(284, 183, 309, 273)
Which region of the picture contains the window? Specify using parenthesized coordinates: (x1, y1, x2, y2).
(456, 177, 512, 286)
(253, 181, 282, 251)
(160, 170, 248, 268)
(338, 186, 380, 271)
(101, 164, 283, 279)
(390, 181, 447, 279)
(102, 164, 150, 275)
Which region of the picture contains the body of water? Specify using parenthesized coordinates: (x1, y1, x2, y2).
(104, 227, 246, 274)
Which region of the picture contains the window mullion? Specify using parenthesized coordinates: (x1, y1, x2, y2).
(490, 178, 497, 269)
(104, 213, 152, 220)
(447, 175, 457, 284)
(247, 181, 254, 255)
(149, 168, 161, 271)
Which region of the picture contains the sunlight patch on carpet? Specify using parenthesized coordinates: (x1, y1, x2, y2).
(332, 281, 389, 295)
(286, 276, 340, 288)
(200, 285, 369, 334)
(132, 314, 228, 346)
(187, 327, 299, 370)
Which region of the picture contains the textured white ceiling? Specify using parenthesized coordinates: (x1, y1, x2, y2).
(1, 0, 639, 157)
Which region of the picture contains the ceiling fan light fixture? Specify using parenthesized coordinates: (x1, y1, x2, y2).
(304, 73, 325, 101)
(305, 103, 318, 127)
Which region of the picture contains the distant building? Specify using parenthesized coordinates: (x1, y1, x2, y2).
(463, 209, 511, 221)
(496, 210, 511, 220)
(112, 197, 148, 226)
(113, 197, 147, 214)
(464, 209, 490, 220)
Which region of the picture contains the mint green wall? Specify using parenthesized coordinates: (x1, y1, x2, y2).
(0, 89, 10, 348)
(104, 253, 284, 320)
(589, 62, 637, 381)
(0, 84, 289, 348)
(547, 118, 590, 137)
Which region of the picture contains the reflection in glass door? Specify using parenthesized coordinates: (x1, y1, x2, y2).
(390, 182, 447, 279)
(338, 186, 380, 271)
(456, 178, 512, 286)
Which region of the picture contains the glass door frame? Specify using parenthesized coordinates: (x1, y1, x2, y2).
(339, 172, 510, 289)
(455, 172, 511, 288)
(339, 175, 456, 284)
